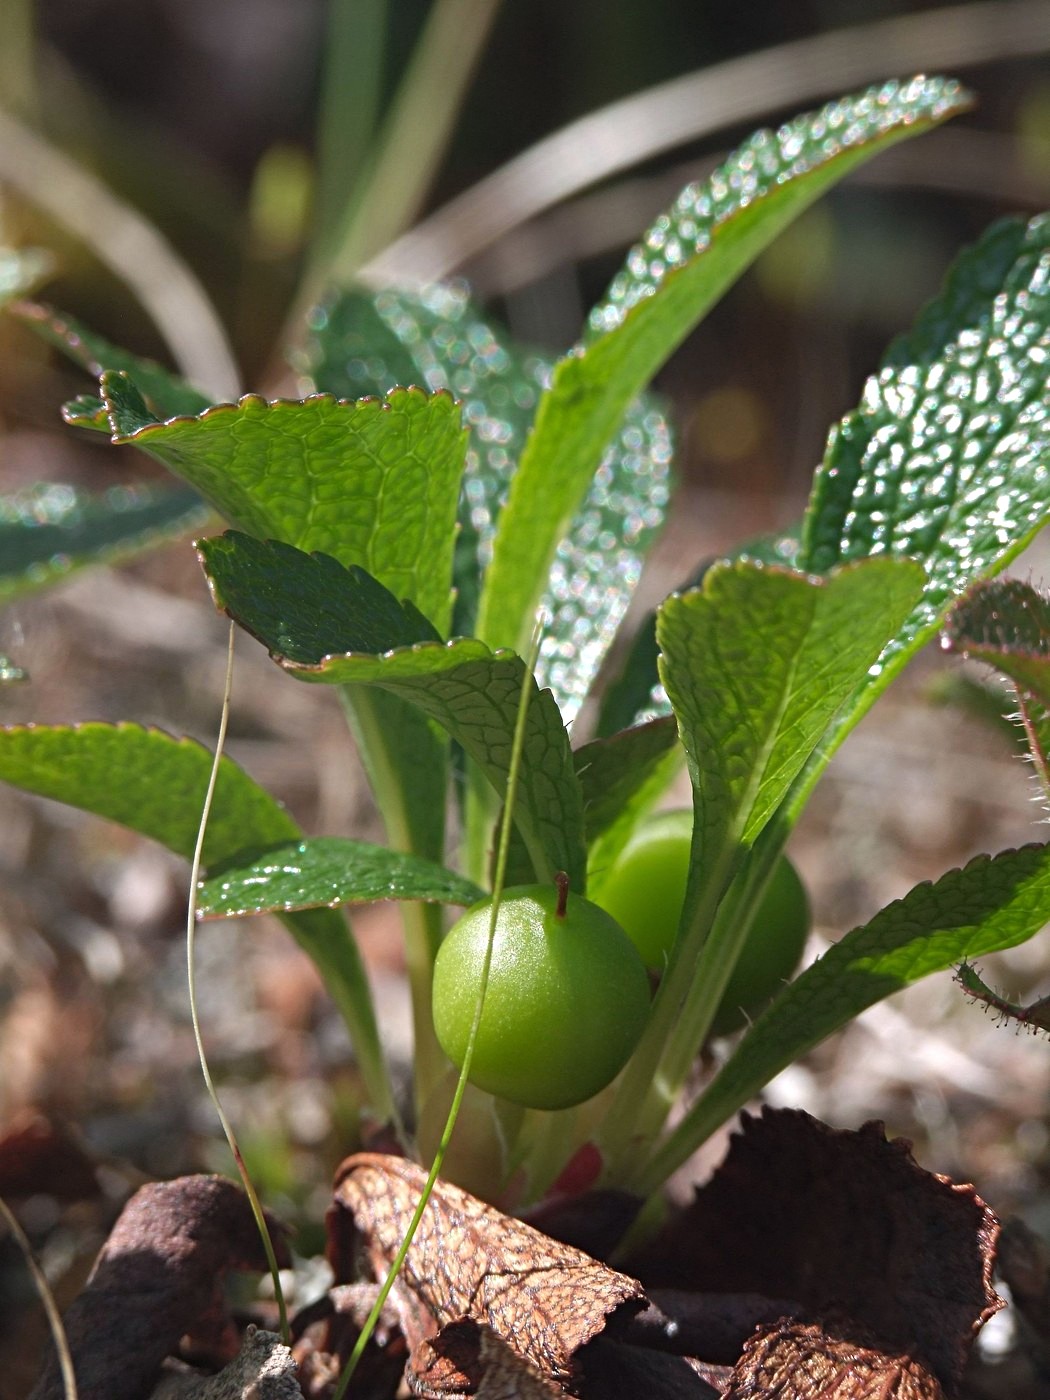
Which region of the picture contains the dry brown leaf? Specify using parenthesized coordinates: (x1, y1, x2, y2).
(329, 1154, 646, 1389)
(620, 1291, 804, 1366)
(521, 1188, 641, 1262)
(722, 1317, 943, 1400)
(627, 1108, 1000, 1393)
(29, 1174, 290, 1400)
(291, 1282, 406, 1400)
(577, 1335, 727, 1398)
(409, 1319, 566, 1398)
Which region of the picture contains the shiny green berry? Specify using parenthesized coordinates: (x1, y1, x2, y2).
(432, 877, 650, 1110)
(595, 810, 809, 1034)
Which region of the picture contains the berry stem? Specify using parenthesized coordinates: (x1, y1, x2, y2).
(554, 870, 569, 919)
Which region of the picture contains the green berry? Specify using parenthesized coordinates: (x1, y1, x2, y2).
(595, 810, 809, 1034)
(432, 878, 650, 1110)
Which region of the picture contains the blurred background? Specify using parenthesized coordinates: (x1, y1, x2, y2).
(2, 0, 1050, 1389)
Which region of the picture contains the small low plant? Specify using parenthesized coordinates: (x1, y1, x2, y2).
(7, 72, 1050, 1225)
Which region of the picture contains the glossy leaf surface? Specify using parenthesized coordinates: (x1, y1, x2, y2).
(304, 283, 671, 720)
(0, 722, 297, 863)
(199, 532, 440, 662)
(199, 532, 586, 889)
(801, 214, 1050, 697)
(198, 837, 484, 918)
(0, 482, 209, 603)
(478, 77, 969, 660)
(103, 374, 465, 635)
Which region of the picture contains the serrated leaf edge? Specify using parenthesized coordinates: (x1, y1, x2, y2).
(101, 375, 462, 444)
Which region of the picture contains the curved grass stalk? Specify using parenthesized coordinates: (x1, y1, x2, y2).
(0, 1195, 77, 1399)
(0, 107, 240, 400)
(0, 0, 36, 117)
(361, 0, 1050, 287)
(334, 616, 544, 1398)
(467, 126, 1050, 298)
(186, 624, 288, 1343)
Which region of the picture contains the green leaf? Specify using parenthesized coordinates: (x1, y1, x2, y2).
(478, 76, 969, 659)
(575, 718, 681, 898)
(498, 714, 681, 892)
(103, 374, 466, 636)
(198, 532, 440, 663)
(304, 284, 672, 720)
(943, 577, 1050, 805)
(800, 213, 1050, 694)
(657, 557, 926, 870)
(301, 289, 422, 398)
(0, 721, 299, 864)
(577, 716, 681, 844)
(610, 558, 923, 1146)
(0, 721, 395, 1119)
(596, 534, 803, 737)
(943, 578, 1050, 706)
(0, 482, 209, 603)
(647, 841, 1050, 1185)
(101, 372, 460, 876)
(12, 301, 213, 418)
(61, 395, 110, 432)
(882, 216, 1034, 370)
(595, 614, 664, 737)
(197, 836, 484, 919)
(199, 532, 587, 890)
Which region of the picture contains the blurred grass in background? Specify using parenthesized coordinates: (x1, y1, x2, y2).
(3, 0, 1049, 497)
(1, 5, 1050, 1389)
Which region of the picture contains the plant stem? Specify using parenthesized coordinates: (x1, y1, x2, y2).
(339, 687, 448, 1106)
(522, 1105, 580, 1200)
(595, 821, 730, 1174)
(462, 765, 497, 887)
(634, 1081, 742, 1200)
(599, 820, 788, 1187)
